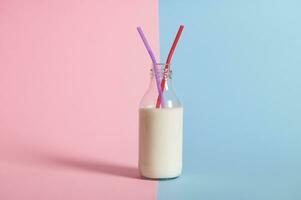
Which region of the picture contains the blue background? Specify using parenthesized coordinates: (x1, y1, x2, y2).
(158, 0, 301, 199)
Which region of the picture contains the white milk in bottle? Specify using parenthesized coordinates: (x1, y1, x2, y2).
(139, 63, 183, 179)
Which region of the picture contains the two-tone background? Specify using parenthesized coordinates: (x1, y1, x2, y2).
(1, 0, 300, 199)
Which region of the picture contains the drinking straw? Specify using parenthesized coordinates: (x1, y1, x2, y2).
(155, 25, 184, 108)
(137, 26, 165, 108)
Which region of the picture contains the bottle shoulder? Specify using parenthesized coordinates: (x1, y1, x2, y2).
(139, 87, 181, 108)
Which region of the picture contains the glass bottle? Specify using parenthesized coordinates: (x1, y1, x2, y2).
(139, 63, 183, 179)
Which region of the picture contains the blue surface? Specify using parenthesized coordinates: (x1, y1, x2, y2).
(158, 0, 301, 199)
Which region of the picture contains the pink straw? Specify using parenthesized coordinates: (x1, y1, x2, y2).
(137, 27, 165, 108)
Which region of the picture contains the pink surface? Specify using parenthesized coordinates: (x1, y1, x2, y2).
(0, 0, 159, 199)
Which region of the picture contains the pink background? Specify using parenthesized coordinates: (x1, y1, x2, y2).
(0, 0, 159, 199)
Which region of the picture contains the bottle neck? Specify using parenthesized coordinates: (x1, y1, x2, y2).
(149, 76, 173, 92)
(149, 63, 173, 92)
(140, 63, 181, 108)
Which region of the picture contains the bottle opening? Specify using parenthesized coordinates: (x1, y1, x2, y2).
(150, 63, 172, 79)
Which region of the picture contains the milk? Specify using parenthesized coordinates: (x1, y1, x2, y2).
(139, 107, 183, 179)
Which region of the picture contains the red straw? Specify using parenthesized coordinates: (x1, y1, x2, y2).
(156, 25, 184, 108)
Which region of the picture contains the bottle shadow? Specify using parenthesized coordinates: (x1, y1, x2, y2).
(29, 151, 141, 180)
(50, 156, 140, 179)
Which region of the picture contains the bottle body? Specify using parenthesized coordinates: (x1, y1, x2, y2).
(139, 107, 183, 179)
(138, 64, 183, 179)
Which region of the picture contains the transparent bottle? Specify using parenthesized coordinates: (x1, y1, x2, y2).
(139, 63, 183, 179)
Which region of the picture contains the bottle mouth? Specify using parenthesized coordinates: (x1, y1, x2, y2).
(152, 63, 171, 68)
(150, 63, 171, 71)
(150, 63, 172, 79)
